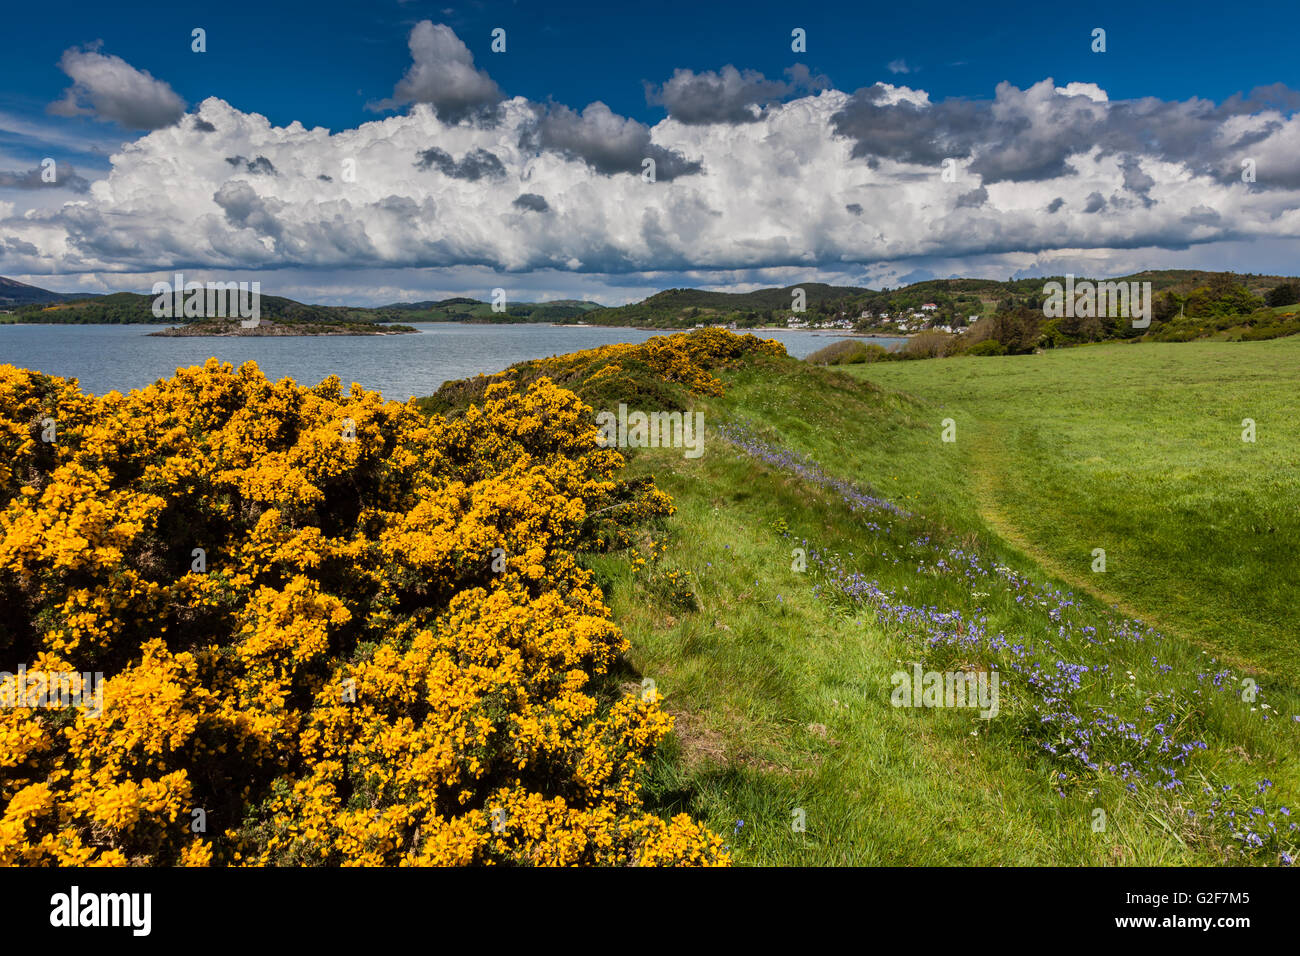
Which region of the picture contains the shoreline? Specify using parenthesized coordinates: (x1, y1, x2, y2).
(542, 322, 910, 338)
(148, 323, 418, 337)
(4, 318, 909, 340)
(746, 327, 910, 338)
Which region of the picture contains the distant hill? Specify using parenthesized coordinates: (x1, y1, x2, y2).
(579, 272, 1300, 332)
(378, 297, 487, 310)
(0, 278, 610, 328)
(1, 286, 401, 327)
(0, 277, 92, 308)
(0, 278, 608, 326)
(587, 282, 869, 327)
(5, 271, 1300, 343)
(374, 297, 605, 324)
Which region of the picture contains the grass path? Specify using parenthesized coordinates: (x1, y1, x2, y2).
(963, 418, 1264, 678)
(848, 339, 1300, 692)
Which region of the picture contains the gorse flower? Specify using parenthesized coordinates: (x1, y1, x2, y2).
(0, 358, 732, 867)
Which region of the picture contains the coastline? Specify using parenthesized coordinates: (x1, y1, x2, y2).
(545, 322, 910, 339)
(4, 316, 908, 340)
(147, 324, 418, 337)
(745, 327, 911, 338)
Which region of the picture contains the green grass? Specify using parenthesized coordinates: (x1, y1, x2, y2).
(579, 339, 1299, 866)
(845, 338, 1300, 689)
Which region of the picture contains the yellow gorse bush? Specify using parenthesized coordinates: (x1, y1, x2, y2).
(0, 356, 728, 866)
(522, 327, 786, 397)
(427, 327, 788, 414)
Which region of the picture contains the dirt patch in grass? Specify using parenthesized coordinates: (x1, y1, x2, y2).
(664, 704, 729, 769)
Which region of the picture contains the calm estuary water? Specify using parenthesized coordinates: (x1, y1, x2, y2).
(0, 323, 904, 400)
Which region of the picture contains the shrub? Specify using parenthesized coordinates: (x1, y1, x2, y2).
(963, 339, 1006, 357)
(847, 344, 887, 364)
(423, 328, 787, 415)
(1184, 280, 1263, 317)
(1240, 323, 1299, 341)
(986, 307, 1042, 354)
(898, 330, 953, 360)
(0, 359, 727, 866)
(804, 340, 888, 365)
(1265, 283, 1300, 308)
(1036, 317, 1064, 349)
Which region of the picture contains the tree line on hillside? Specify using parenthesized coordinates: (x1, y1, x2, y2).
(6, 272, 1298, 339)
(807, 275, 1300, 364)
(4, 294, 392, 325)
(371, 302, 598, 324)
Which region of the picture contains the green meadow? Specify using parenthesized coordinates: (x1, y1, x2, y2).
(846, 338, 1300, 687)
(580, 337, 1299, 865)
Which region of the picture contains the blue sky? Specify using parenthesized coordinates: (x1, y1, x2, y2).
(3, 0, 1300, 304)
(6, 0, 1297, 139)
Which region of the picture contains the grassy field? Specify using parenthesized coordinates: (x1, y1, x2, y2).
(845, 338, 1300, 687)
(580, 337, 1299, 865)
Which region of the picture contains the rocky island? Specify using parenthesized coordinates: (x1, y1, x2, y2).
(148, 318, 418, 336)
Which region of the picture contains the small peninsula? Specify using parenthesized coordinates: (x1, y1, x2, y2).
(147, 318, 418, 336)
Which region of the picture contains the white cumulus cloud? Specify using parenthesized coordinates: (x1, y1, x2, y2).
(370, 21, 501, 121)
(48, 44, 186, 130)
(4, 24, 1300, 289)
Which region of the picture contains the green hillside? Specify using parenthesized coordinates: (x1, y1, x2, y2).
(373, 297, 605, 324)
(553, 270, 1300, 340)
(846, 338, 1300, 684)
(2, 290, 399, 326)
(583, 282, 868, 328)
(7, 271, 1300, 344)
(0, 276, 92, 308)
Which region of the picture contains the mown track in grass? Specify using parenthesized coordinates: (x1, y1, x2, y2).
(846, 338, 1300, 690)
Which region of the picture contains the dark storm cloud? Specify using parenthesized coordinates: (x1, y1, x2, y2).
(1183, 205, 1221, 225)
(213, 180, 284, 237)
(48, 45, 186, 130)
(0, 236, 40, 256)
(831, 84, 988, 168)
(831, 80, 1300, 188)
(414, 147, 507, 181)
(530, 102, 701, 181)
(371, 21, 502, 124)
(1119, 155, 1156, 206)
(0, 163, 91, 193)
(225, 155, 277, 175)
(513, 193, 549, 212)
(646, 64, 829, 125)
